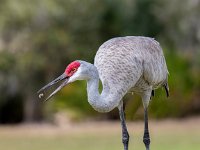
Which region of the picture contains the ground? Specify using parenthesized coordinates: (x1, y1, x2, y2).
(0, 116, 200, 150)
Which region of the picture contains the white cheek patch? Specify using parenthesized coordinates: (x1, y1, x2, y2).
(68, 66, 90, 82)
(68, 68, 81, 83)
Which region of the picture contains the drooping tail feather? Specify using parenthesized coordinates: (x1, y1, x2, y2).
(151, 90, 155, 99)
(163, 82, 169, 97)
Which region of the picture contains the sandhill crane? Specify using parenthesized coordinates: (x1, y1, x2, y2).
(38, 36, 169, 150)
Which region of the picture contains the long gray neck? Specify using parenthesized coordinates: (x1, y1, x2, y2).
(86, 66, 119, 113)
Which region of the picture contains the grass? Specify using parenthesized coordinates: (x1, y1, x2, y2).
(0, 118, 199, 150)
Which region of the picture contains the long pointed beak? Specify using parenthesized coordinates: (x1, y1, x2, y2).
(37, 73, 69, 101)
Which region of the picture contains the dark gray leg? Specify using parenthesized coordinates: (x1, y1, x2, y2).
(118, 103, 129, 150)
(143, 108, 150, 150)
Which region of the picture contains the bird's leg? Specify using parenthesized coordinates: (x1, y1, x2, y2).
(143, 108, 150, 150)
(118, 102, 129, 150)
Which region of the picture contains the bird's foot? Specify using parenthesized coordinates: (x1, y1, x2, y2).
(143, 137, 150, 150)
(122, 133, 129, 150)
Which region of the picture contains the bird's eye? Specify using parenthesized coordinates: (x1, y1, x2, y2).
(72, 68, 77, 72)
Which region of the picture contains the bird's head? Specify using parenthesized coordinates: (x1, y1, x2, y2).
(37, 60, 93, 101)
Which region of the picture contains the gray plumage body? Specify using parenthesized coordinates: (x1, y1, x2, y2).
(38, 36, 169, 150)
(85, 36, 168, 112)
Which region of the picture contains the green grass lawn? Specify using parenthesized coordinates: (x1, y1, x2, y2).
(0, 118, 199, 150)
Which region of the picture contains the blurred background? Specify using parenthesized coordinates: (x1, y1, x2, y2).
(0, 0, 200, 150)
